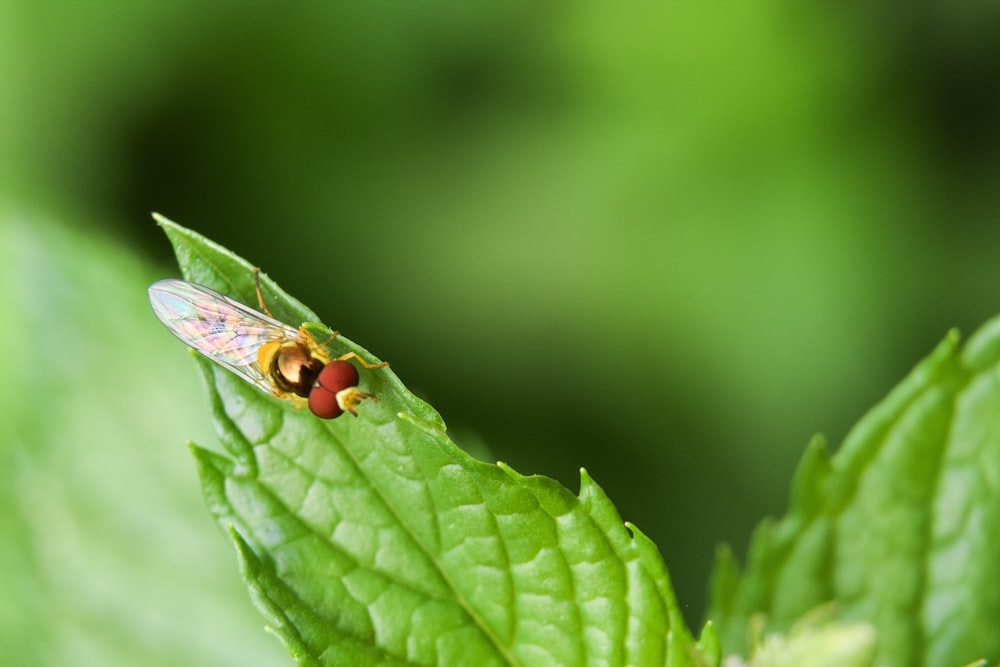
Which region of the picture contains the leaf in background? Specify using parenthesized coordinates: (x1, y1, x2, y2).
(709, 322, 1000, 666)
(155, 214, 716, 667)
(0, 213, 287, 666)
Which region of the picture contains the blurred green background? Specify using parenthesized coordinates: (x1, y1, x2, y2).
(3, 3, 1000, 665)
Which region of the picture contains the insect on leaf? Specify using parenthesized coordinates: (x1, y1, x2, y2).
(153, 214, 716, 667)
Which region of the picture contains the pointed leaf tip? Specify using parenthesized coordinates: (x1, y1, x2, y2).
(697, 620, 722, 666)
(159, 221, 710, 667)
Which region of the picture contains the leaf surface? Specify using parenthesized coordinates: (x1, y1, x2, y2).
(156, 215, 714, 667)
(709, 323, 1000, 667)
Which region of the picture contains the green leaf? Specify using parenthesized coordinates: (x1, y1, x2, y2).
(154, 214, 716, 667)
(1, 214, 287, 666)
(709, 323, 1000, 666)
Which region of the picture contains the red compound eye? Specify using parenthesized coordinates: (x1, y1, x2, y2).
(308, 360, 361, 419)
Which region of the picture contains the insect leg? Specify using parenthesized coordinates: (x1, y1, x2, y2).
(252, 267, 276, 318)
(336, 351, 390, 370)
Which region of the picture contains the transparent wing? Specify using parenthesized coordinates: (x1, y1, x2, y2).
(148, 279, 300, 394)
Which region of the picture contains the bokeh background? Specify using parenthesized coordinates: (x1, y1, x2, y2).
(3, 3, 1000, 665)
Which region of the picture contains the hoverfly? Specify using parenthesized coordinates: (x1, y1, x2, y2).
(148, 270, 387, 419)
